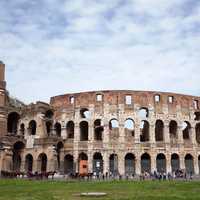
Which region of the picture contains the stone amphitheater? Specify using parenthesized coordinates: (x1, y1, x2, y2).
(0, 61, 200, 177)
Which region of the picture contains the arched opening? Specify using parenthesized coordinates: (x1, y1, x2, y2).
(156, 153, 166, 173)
(20, 123, 25, 135)
(125, 153, 135, 175)
(138, 107, 149, 119)
(182, 121, 191, 140)
(78, 153, 88, 175)
(94, 119, 104, 141)
(109, 154, 118, 176)
(185, 154, 194, 174)
(64, 154, 74, 175)
(80, 121, 88, 141)
(93, 152, 103, 175)
(198, 155, 200, 175)
(38, 153, 47, 172)
(141, 153, 151, 173)
(155, 120, 164, 141)
(169, 120, 178, 141)
(66, 121, 74, 139)
(28, 120, 37, 135)
(195, 112, 200, 121)
(7, 112, 20, 135)
(80, 108, 90, 119)
(124, 119, 135, 138)
(45, 110, 54, 119)
(56, 142, 64, 172)
(109, 119, 119, 130)
(25, 154, 33, 172)
(196, 123, 200, 143)
(46, 121, 52, 135)
(140, 120, 149, 142)
(54, 122, 61, 137)
(171, 153, 180, 172)
(12, 141, 25, 171)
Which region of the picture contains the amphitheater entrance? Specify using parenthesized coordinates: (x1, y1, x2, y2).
(64, 154, 74, 175)
(109, 154, 118, 176)
(80, 121, 88, 141)
(141, 153, 151, 173)
(156, 154, 166, 173)
(7, 112, 20, 135)
(94, 119, 103, 141)
(25, 154, 33, 172)
(37, 153, 47, 172)
(171, 154, 180, 172)
(78, 153, 88, 175)
(125, 153, 135, 175)
(155, 120, 164, 141)
(12, 141, 25, 171)
(93, 152, 103, 175)
(169, 120, 178, 143)
(185, 154, 194, 174)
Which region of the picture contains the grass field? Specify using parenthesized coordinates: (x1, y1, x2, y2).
(0, 179, 200, 200)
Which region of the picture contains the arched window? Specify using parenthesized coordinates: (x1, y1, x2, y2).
(125, 153, 135, 175)
(171, 153, 180, 172)
(28, 120, 37, 135)
(80, 121, 88, 141)
(140, 120, 149, 142)
(46, 121, 52, 135)
(182, 121, 191, 140)
(64, 154, 74, 175)
(66, 121, 74, 139)
(185, 154, 194, 174)
(94, 119, 103, 141)
(93, 152, 103, 175)
(109, 119, 119, 130)
(20, 123, 25, 135)
(196, 123, 200, 143)
(141, 153, 151, 173)
(54, 122, 61, 137)
(7, 112, 20, 135)
(156, 153, 166, 173)
(109, 154, 118, 176)
(80, 108, 90, 119)
(124, 119, 135, 137)
(169, 120, 177, 139)
(155, 120, 164, 141)
(25, 154, 33, 172)
(37, 153, 47, 172)
(138, 107, 149, 119)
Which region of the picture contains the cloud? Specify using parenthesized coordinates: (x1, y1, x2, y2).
(0, 0, 199, 103)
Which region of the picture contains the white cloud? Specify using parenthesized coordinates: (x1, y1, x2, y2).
(0, 0, 199, 104)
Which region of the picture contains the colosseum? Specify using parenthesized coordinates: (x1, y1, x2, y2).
(0, 61, 200, 178)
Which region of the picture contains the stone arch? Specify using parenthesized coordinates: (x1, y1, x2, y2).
(28, 120, 37, 135)
(20, 123, 25, 135)
(124, 119, 135, 138)
(80, 108, 90, 119)
(46, 121, 52, 135)
(156, 153, 166, 173)
(25, 154, 33, 172)
(125, 153, 135, 175)
(93, 152, 103, 175)
(56, 141, 64, 171)
(138, 107, 149, 119)
(12, 141, 25, 171)
(64, 154, 74, 175)
(185, 154, 194, 174)
(169, 120, 178, 140)
(141, 153, 151, 173)
(80, 121, 88, 141)
(155, 120, 164, 141)
(54, 122, 61, 137)
(109, 119, 119, 130)
(94, 119, 104, 141)
(140, 120, 149, 142)
(171, 153, 180, 172)
(37, 153, 47, 172)
(182, 121, 191, 141)
(66, 121, 74, 139)
(109, 154, 118, 176)
(7, 112, 20, 135)
(195, 123, 200, 143)
(198, 155, 200, 175)
(78, 152, 88, 175)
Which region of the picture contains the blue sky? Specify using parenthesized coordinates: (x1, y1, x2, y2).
(0, 0, 200, 103)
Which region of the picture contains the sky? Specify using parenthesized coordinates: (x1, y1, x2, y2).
(0, 0, 200, 104)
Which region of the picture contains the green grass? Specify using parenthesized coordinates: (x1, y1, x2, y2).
(0, 179, 200, 200)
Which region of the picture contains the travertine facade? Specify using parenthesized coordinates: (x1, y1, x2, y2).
(0, 61, 200, 176)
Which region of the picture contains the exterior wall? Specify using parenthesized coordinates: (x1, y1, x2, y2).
(0, 62, 200, 176)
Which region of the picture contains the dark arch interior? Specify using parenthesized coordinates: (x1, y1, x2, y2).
(156, 153, 166, 173)
(141, 153, 151, 173)
(125, 153, 135, 175)
(38, 153, 47, 172)
(29, 120, 37, 135)
(80, 121, 88, 141)
(7, 112, 20, 135)
(93, 152, 103, 175)
(140, 121, 149, 142)
(66, 121, 74, 138)
(169, 120, 177, 139)
(94, 119, 104, 141)
(64, 154, 74, 174)
(155, 120, 164, 141)
(55, 122, 61, 137)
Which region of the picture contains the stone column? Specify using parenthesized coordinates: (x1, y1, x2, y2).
(150, 123, 155, 144)
(194, 156, 199, 175)
(74, 122, 80, 142)
(177, 125, 184, 145)
(151, 154, 156, 173)
(166, 154, 171, 173)
(118, 152, 125, 176)
(191, 126, 197, 146)
(59, 149, 65, 174)
(103, 152, 109, 175)
(180, 155, 185, 170)
(88, 122, 93, 142)
(20, 153, 26, 172)
(135, 153, 141, 175)
(134, 122, 140, 143)
(2, 147, 13, 171)
(164, 122, 170, 144)
(88, 151, 93, 173)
